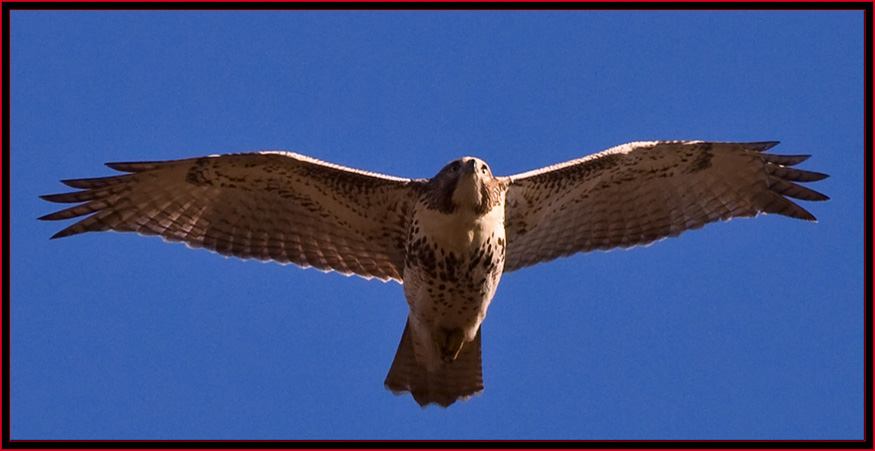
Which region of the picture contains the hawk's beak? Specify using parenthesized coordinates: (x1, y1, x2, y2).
(462, 159, 477, 175)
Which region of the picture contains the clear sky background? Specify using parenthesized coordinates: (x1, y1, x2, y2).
(10, 10, 864, 441)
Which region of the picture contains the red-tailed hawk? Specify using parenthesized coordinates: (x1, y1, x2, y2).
(40, 141, 828, 407)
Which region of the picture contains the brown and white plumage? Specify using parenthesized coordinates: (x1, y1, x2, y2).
(41, 141, 828, 407)
(41, 151, 420, 281)
(502, 141, 828, 271)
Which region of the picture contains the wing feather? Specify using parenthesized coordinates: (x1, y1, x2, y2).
(502, 141, 828, 272)
(40, 151, 424, 282)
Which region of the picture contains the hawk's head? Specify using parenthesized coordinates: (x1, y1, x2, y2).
(424, 157, 505, 215)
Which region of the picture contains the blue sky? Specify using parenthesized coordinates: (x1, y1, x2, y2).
(10, 10, 864, 441)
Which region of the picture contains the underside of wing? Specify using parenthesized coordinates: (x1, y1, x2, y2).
(502, 141, 829, 272)
(40, 151, 424, 282)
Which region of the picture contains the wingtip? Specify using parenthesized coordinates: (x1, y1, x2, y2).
(40, 192, 77, 203)
(749, 141, 781, 152)
(42, 223, 80, 239)
(37, 209, 72, 221)
(48, 229, 71, 239)
(105, 160, 177, 173)
(798, 209, 818, 222)
(104, 162, 131, 171)
(60, 178, 88, 188)
(806, 171, 830, 182)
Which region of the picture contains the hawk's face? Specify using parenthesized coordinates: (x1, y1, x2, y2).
(425, 157, 502, 215)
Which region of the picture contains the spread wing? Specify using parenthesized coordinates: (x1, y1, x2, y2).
(40, 151, 425, 282)
(502, 141, 829, 272)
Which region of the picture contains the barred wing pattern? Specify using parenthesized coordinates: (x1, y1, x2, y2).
(502, 141, 829, 272)
(40, 152, 423, 281)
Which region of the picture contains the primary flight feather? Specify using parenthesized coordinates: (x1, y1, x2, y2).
(41, 140, 828, 407)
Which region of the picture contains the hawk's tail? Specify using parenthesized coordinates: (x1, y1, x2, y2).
(384, 320, 483, 407)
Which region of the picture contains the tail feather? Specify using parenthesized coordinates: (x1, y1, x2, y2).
(384, 321, 483, 407)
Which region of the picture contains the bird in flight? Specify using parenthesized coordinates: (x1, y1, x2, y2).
(41, 141, 828, 407)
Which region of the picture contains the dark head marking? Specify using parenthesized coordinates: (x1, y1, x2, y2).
(423, 157, 505, 215)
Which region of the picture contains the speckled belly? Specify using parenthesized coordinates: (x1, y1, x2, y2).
(403, 240, 503, 371)
(403, 235, 505, 334)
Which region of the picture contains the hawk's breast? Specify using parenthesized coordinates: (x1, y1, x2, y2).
(401, 197, 507, 370)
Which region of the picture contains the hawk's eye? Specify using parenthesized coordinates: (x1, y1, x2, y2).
(480, 165, 489, 174)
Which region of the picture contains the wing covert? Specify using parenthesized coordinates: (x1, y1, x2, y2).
(41, 151, 424, 282)
(502, 141, 828, 272)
